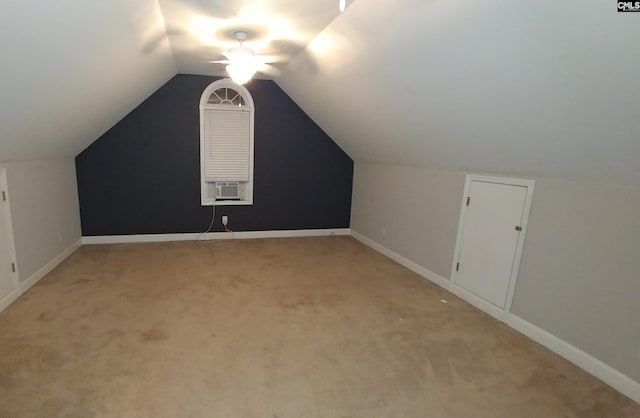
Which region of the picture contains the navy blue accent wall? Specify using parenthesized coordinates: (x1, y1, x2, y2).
(76, 75, 353, 235)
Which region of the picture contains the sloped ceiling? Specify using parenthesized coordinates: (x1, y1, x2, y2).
(2, 0, 638, 187)
(276, 0, 640, 185)
(0, 1, 176, 162)
(157, 0, 343, 77)
(0, 0, 346, 162)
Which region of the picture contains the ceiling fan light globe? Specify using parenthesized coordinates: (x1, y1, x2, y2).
(226, 45, 254, 63)
(226, 63, 256, 85)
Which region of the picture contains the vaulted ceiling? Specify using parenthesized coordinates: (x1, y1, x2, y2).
(158, 0, 343, 77)
(0, 1, 176, 161)
(276, 0, 640, 185)
(2, 0, 639, 185)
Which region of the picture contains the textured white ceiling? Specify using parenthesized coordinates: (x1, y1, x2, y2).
(0, 1, 177, 162)
(157, 0, 344, 77)
(0, 0, 346, 162)
(276, 0, 640, 185)
(2, 0, 638, 187)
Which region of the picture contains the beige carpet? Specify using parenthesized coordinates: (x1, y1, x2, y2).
(0, 236, 637, 417)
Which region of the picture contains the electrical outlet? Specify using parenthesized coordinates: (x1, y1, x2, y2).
(222, 215, 228, 226)
(382, 227, 387, 237)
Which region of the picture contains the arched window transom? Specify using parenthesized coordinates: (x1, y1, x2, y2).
(199, 79, 255, 206)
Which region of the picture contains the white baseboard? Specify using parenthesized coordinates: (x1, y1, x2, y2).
(82, 228, 351, 245)
(507, 314, 640, 404)
(350, 230, 451, 291)
(1, 238, 82, 314)
(350, 230, 640, 405)
(19, 238, 82, 295)
(449, 283, 505, 321)
(0, 288, 21, 314)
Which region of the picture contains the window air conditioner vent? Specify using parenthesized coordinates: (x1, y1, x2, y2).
(216, 182, 240, 200)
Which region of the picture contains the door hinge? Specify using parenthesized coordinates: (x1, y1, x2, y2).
(11, 263, 16, 273)
(466, 196, 470, 206)
(456, 262, 460, 271)
(1, 191, 6, 202)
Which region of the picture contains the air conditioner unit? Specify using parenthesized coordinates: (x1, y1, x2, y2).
(216, 181, 240, 200)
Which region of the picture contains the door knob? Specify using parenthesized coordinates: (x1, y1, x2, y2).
(515, 226, 522, 231)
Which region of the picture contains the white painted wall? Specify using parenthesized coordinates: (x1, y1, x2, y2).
(0, 160, 81, 282)
(513, 178, 640, 381)
(351, 163, 464, 278)
(350, 162, 640, 382)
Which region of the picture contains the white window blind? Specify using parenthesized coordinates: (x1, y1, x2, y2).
(203, 108, 250, 182)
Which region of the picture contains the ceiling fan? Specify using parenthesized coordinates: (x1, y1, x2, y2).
(211, 30, 275, 85)
(209, 1, 349, 84)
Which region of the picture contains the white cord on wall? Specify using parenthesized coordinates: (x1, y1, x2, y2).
(198, 205, 216, 241)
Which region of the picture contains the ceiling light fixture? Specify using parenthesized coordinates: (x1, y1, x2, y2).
(339, 0, 346, 13)
(225, 31, 256, 84)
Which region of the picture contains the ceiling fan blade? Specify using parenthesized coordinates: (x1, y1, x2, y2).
(257, 63, 285, 77)
(254, 54, 286, 65)
(211, 55, 272, 66)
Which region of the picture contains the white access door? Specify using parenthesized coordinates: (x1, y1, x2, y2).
(0, 169, 18, 306)
(454, 179, 529, 309)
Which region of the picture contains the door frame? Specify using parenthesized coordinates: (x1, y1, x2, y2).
(0, 168, 20, 313)
(450, 174, 535, 322)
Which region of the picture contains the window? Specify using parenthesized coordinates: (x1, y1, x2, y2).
(199, 80, 255, 206)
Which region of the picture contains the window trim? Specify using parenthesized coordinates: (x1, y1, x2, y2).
(199, 79, 255, 206)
